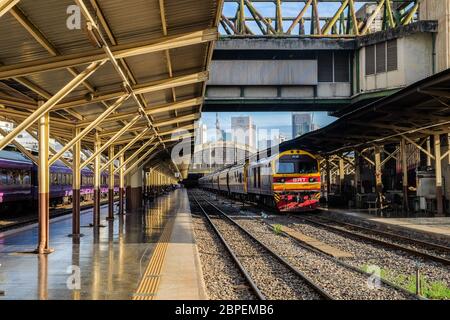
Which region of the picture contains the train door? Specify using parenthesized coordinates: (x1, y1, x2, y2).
(226, 171, 230, 194)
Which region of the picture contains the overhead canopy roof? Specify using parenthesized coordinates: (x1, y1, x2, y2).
(0, 0, 222, 176)
(281, 68, 450, 156)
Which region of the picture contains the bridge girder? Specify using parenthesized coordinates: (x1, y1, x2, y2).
(221, 0, 418, 37)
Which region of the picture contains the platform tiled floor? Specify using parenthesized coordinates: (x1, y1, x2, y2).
(0, 192, 179, 300)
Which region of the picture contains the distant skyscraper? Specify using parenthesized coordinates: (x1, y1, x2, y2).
(215, 113, 225, 141)
(292, 113, 311, 138)
(231, 116, 256, 149)
(195, 123, 207, 145)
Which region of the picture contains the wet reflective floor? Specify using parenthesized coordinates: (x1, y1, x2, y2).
(0, 190, 182, 300)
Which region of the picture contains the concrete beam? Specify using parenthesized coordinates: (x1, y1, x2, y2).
(215, 37, 355, 51)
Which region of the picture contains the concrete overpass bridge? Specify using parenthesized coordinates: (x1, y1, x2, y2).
(203, 0, 447, 114)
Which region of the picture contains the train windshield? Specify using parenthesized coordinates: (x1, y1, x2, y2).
(275, 154, 318, 174)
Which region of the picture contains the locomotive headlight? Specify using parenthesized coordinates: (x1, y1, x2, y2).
(280, 178, 285, 183)
(309, 178, 316, 182)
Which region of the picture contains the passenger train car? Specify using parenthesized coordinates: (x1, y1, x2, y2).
(199, 149, 321, 212)
(0, 150, 119, 211)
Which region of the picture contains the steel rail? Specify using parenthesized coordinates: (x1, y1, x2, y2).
(297, 216, 450, 266)
(263, 218, 424, 300)
(195, 193, 334, 300)
(315, 214, 450, 254)
(190, 192, 265, 300)
(204, 190, 424, 300)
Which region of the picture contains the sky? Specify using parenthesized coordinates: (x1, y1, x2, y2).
(201, 2, 396, 141)
(220, 1, 367, 35)
(200, 112, 337, 141)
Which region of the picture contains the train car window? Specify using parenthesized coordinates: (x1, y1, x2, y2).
(12, 171, 19, 185)
(0, 170, 7, 185)
(17, 171, 24, 185)
(69, 174, 73, 185)
(23, 173, 30, 185)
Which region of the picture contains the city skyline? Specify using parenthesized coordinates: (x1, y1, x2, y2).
(200, 112, 335, 143)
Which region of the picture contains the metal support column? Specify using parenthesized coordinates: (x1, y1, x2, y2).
(93, 131, 101, 227)
(36, 110, 53, 254)
(354, 150, 361, 195)
(374, 147, 383, 215)
(435, 134, 444, 216)
(426, 137, 432, 167)
(119, 151, 125, 215)
(400, 139, 409, 213)
(339, 157, 345, 195)
(70, 127, 82, 237)
(326, 157, 331, 202)
(107, 145, 115, 220)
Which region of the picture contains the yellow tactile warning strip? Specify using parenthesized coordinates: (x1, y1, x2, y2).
(278, 225, 353, 258)
(132, 217, 175, 300)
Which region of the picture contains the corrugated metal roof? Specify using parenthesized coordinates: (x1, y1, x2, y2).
(0, 0, 223, 177)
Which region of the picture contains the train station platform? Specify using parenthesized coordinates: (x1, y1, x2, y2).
(322, 208, 450, 243)
(0, 189, 205, 300)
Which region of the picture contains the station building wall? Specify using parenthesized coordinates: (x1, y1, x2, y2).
(358, 33, 434, 93)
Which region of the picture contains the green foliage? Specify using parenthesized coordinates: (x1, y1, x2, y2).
(360, 265, 450, 300)
(273, 224, 283, 235)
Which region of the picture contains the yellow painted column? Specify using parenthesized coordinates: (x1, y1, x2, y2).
(400, 139, 409, 213)
(119, 150, 125, 215)
(374, 147, 383, 215)
(71, 127, 81, 236)
(37, 109, 53, 254)
(93, 131, 101, 226)
(435, 134, 444, 216)
(107, 145, 115, 220)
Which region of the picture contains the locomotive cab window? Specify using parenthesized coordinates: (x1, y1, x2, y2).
(275, 154, 318, 174)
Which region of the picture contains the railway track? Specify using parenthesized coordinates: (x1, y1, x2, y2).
(190, 192, 332, 300)
(296, 215, 450, 266)
(207, 191, 450, 267)
(190, 194, 263, 300)
(203, 191, 422, 300)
